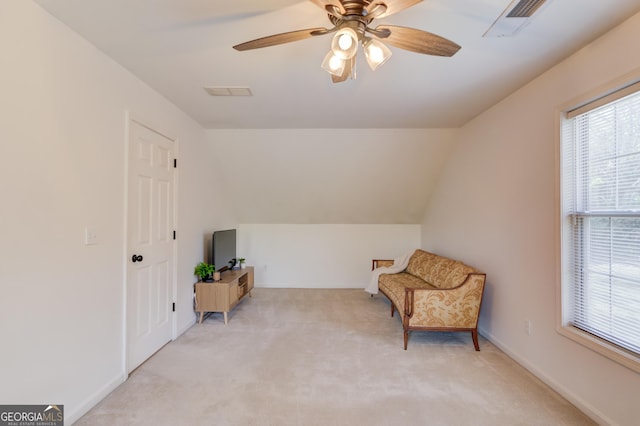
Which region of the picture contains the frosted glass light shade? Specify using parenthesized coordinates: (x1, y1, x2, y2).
(321, 51, 346, 77)
(331, 27, 358, 60)
(363, 38, 392, 71)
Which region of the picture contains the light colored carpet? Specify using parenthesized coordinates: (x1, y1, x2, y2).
(77, 288, 594, 425)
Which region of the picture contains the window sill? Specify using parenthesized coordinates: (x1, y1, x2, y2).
(557, 325, 640, 374)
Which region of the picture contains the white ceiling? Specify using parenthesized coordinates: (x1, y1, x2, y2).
(34, 0, 640, 129)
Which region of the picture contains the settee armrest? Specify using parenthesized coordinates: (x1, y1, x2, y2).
(372, 259, 394, 270)
(405, 273, 486, 329)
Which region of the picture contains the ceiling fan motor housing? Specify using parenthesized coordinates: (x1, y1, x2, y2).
(234, 0, 460, 83)
(329, 1, 375, 24)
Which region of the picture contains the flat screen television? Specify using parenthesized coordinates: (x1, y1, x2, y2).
(211, 229, 237, 272)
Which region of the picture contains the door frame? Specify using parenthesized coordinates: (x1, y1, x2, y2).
(123, 111, 179, 374)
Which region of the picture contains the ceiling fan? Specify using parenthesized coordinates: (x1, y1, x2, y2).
(233, 0, 461, 83)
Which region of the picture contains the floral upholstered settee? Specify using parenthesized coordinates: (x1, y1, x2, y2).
(372, 249, 486, 350)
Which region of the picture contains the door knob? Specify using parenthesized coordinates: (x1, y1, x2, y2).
(131, 254, 143, 263)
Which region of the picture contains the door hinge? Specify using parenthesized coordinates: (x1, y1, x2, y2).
(173, 230, 176, 240)
(174, 158, 177, 168)
(172, 302, 176, 312)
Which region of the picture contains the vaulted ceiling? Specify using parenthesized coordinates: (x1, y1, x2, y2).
(35, 0, 640, 129)
(209, 129, 457, 223)
(32, 0, 640, 224)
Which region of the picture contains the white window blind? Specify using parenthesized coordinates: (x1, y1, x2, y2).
(562, 84, 640, 357)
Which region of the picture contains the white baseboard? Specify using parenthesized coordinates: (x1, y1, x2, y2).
(68, 318, 195, 424)
(177, 316, 196, 337)
(66, 372, 126, 425)
(478, 326, 613, 426)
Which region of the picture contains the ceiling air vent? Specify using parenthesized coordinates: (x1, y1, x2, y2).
(506, 0, 547, 18)
(484, 0, 551, 37)
(204, 87, 253, 97)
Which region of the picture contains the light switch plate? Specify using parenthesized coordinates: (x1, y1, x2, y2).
(85, 227, 98, 245)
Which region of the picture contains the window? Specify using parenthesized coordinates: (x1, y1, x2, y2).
(561, 82, 640, 367)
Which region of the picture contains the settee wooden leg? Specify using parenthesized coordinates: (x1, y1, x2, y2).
(403, 330, 409, 350)
(472, 330, 480, 351)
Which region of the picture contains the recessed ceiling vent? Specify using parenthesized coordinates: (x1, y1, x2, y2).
(506, 0, 547, 18)
(484, 0, 551, 37)
(205, 87, 253, 97)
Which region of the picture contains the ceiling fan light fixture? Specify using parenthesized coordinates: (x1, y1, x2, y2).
(321, 50, 346, 77)
(363, 38, 392, 71)
(331, 27, 359, 59)
(233, 0, 460, 84)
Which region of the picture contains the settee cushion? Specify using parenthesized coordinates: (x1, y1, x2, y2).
(405, 249, 476, 289)
(378, 272, 436, 310)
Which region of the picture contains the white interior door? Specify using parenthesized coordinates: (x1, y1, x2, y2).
(126, 119, 175, 373)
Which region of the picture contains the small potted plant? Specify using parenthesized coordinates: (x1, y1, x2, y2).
(238, 258, 246, 269)
(194, 262, 215, 283)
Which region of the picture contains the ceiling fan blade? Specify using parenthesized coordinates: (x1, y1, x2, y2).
(367, 0, 423, 19)
(331, 57, 354, 83)
(233, 28, 328, 51)
(374, 25, 461, 57)
(331, 72, 347, 83)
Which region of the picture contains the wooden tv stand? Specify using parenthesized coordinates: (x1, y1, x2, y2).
(194, 267, 254, 325)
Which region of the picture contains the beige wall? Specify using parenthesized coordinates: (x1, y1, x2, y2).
(0, 1, 235, 422)
(422, 11, 640, 426)
(4, 1, 640, 424)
